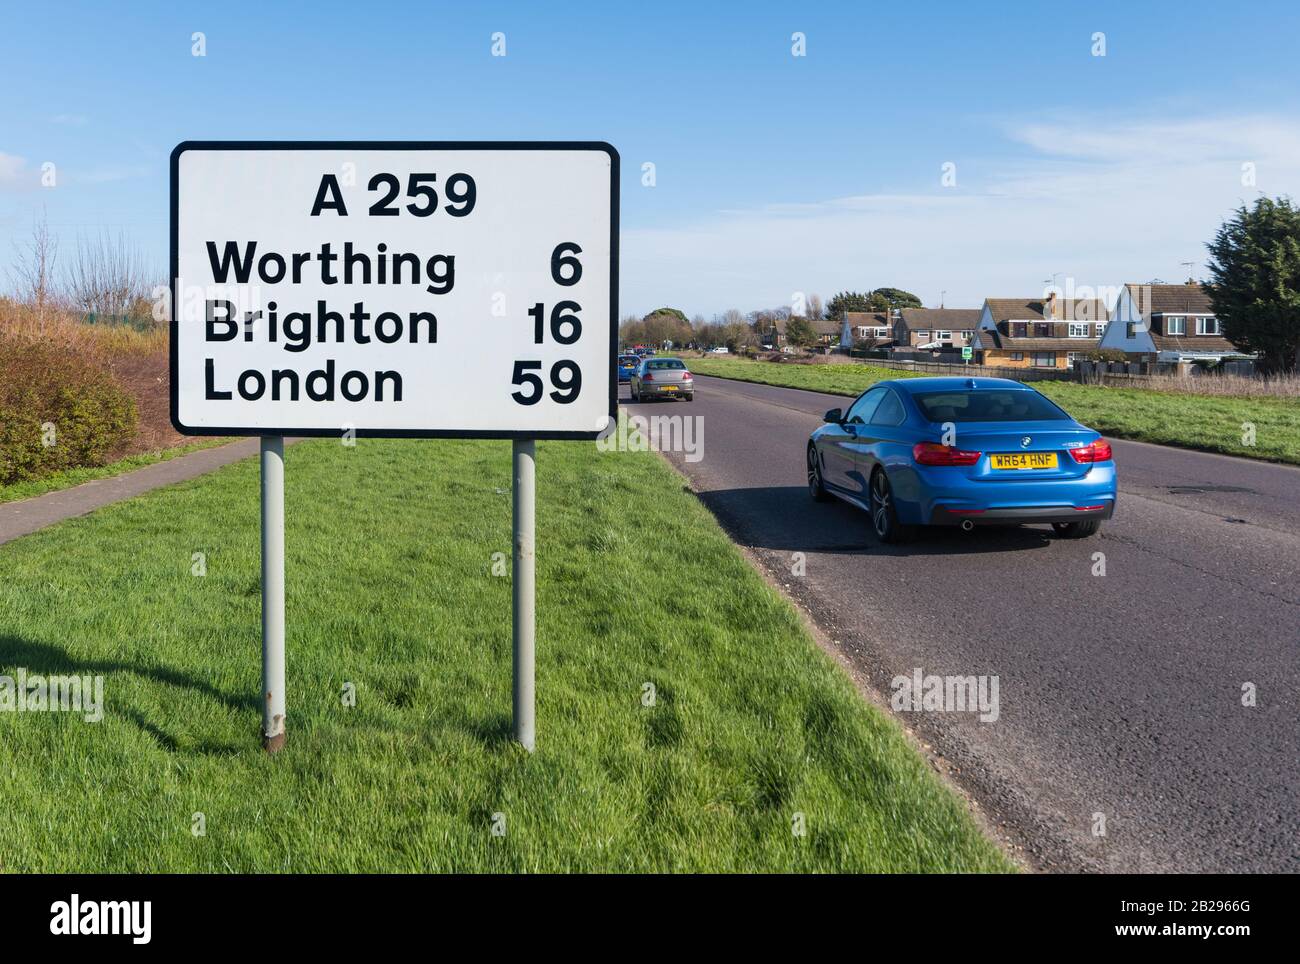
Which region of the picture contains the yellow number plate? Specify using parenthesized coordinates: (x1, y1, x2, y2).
(662, 386, 678, 392)
(990, 452, 1058, 470)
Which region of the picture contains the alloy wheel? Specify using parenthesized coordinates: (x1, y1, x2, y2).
(871, 472, 890, 536)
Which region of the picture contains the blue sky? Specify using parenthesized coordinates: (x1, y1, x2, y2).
(3, 0, 1299, 316)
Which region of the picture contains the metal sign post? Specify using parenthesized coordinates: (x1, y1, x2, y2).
(261, 436, 287, 753)
(512, 439, 536, 751)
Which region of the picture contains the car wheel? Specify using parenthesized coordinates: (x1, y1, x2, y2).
(1052, 519, 1102, 538)
(869, 469, 913, 544)
(807, 445, 831, 503)
(685, 393, 694, 402)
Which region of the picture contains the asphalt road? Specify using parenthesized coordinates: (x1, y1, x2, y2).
(629, 373, 1300, 872)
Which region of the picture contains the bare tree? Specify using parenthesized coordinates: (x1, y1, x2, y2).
(66, 230, 153, 323)
(8, 209, 60, 332)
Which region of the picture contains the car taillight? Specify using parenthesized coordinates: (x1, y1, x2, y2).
(912, 442, 982, 466)
(1068, 439, 1113, 463)
(642, 373, 653, 381)
(682, 372, 692, 380)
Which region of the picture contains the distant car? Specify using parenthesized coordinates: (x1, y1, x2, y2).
(631, 357, 694, 402)
(708, 346, 730, 354)
(807, 377, 1115, 542)
(617, 354, 639, 382)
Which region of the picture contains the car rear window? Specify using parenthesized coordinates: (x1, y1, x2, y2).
(646, 359, 685, 370)
(912, 390, 1068, 422)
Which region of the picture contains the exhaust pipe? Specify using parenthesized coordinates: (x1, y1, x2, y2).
(960, 519, 975, 532)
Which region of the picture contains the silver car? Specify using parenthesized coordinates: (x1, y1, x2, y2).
(630, 357, 695, 401)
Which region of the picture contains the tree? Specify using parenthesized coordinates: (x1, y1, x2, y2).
(1204, 197, 1300, 373)
(823, 291, 872, 320)
(8, 209, 61, 333)
(868, 287, 922, 310)
(639, 309, 693, 348)
(784, 317, 818, 349)
(643, 307, 688, 325)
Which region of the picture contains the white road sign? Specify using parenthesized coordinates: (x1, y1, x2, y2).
(171, 142, 618, 438)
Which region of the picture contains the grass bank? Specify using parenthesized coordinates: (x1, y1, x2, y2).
(0, 436, 1010, 872)
(688, 357, 1300, 465)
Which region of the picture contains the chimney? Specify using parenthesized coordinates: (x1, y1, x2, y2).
(1046, 291, 1058, 320)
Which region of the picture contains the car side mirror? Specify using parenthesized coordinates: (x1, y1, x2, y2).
(823, 408, 842, 423)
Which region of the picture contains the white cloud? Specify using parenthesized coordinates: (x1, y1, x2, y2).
(622, 114, 1300, 316)
(0, 152, 27, 184)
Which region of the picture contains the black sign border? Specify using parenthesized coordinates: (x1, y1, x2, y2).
(170, 140, 619, 440)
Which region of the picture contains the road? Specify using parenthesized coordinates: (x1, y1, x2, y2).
(629, 373, 1300, 872)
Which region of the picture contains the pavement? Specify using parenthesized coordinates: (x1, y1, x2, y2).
(631, 373, 1300, 873)
(0, 440, 271, 548)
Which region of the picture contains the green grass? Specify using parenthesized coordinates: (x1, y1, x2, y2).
(688, 356, 1300, 465)
(0, 439, 232, 505)
(0, 436, 1011, 872)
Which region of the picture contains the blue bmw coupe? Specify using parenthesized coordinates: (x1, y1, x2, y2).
(807, 377, 1116, 542)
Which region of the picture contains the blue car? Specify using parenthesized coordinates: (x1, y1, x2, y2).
(617, 354, 639, 383)
(807, 377, 1116, 542)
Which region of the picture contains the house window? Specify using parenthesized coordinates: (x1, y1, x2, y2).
(937, 330, 951, 341)
(1126, 322, 1139, 338)
(1066, 352, 1080, 366)
(1068, 323, 1090, 338)
(874, 327, 889, 337)
(1009, 322, 1027, 337)
(961, 329, 974, 340)
(915, 330, 930, 339)
(1095, 322, 1107, 336)
(1197, 316, 1221, 335)
(1033, 322, 1051, 337)
(1009, 351, 1024, 361)
(1031, 352, 1056, 367)
(1165, 316, 1186, 335)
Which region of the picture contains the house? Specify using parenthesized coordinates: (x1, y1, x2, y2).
(843, 311, 895, 348)
(810, 316, 846, 346)
(757, 318, 786, 347)
(893, 308, 982, 350)
(1100, 281, 1243, 363)
(970, 293, 1109, 369)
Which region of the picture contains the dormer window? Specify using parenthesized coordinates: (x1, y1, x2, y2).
(1197, 316, 1221, 335)
(1165, 316, 1186, 335)
(1068, 323, 1090, 338)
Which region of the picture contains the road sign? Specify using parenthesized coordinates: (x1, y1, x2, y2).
(171, 141, 618, 439)
(962, 346, 973, 361)
(170, 141, 619, 754)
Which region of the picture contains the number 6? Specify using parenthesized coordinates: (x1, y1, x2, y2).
(551, 243, 582, 286)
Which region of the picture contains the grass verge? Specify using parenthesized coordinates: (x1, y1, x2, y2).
(688, 357, 1300, 465)
(0, 439, 232, 506)
(0, 436, 1011, 872)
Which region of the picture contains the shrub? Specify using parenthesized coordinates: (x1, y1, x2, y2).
(0, 340, 138, 484)
(1085, 348, 1129, 363)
